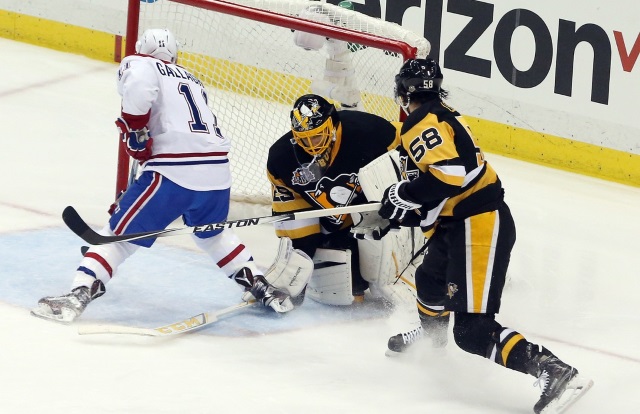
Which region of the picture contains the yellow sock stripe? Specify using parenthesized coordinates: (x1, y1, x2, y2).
(501, 333, 524, 366)
(417, 302, 441, 316)
(416, 302, 450, 317)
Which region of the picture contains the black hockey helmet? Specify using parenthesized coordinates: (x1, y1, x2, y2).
(290, 94, 340, 157)
(394, 58, 443, 104)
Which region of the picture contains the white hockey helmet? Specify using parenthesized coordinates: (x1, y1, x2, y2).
(135, 28, 178, 64)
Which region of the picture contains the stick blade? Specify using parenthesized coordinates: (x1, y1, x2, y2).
(76, 301, 255, 337)
(61, 206, 153, 245)
(61, 206, 110, 245)
(62, 206, 90, 238)
(78, 324, 159, 336)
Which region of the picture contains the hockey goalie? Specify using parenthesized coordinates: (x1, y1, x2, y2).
(265, 94, 424, 307)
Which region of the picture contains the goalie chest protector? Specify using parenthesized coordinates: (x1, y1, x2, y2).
(267, 110, 399, 233)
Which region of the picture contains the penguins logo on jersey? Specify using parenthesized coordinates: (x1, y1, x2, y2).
(399, 154, 420, 181)
(306, 173, 361, 224)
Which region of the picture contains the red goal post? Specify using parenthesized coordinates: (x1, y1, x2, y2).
(120, 0, 430, 206)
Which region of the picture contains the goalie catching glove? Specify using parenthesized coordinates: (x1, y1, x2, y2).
(351, 211, 397, 241)
(378, 181, 422, 221)
(115, 117, 153, 162)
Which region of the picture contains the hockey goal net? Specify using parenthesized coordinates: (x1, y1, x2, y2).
(121, 0, 430, 210)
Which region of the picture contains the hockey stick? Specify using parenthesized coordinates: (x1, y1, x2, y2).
(63, 202, 382, 246)
(127, 159, 139, 188)
(77, 300, 257, 336)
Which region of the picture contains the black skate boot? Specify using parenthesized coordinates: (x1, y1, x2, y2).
(31, 279, 105, 324)
(386, 325, 423, 356)
(526, 345, 594, 413)
(386, 313, 450, 357)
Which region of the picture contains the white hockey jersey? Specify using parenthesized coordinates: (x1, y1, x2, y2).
(117, 54, 232, 191)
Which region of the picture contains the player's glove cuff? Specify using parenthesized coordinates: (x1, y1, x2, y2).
(378, 181, 421, 221)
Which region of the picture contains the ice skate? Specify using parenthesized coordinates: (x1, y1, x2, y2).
(386, 311, 451, 357)
(385, 325, 423, 356)
(234, 266, 293, 313)
(31, 279, 105, 324)
(527, 347, 594, 413)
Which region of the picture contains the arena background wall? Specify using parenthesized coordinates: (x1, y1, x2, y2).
(1, 0, 638, 187)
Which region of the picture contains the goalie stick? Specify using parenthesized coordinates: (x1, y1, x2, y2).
(77, 300, 257, 337)
(63, 202, 382, 245)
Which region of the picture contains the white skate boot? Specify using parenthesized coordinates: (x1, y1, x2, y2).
(31, 279, 105, 324)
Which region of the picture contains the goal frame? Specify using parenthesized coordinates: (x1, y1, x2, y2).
(119, 0, 421, 198)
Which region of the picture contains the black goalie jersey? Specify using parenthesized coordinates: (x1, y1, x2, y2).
(267, 110, 400, 242)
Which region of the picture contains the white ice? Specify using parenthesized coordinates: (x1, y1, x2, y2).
(1, 38, 639, 413)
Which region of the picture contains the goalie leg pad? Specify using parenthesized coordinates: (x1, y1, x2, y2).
(264, 237, 314, 297)
(357, 227, 424, 307)
(306, 248, 355, 306)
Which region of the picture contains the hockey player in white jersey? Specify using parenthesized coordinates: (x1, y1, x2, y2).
(31, 29, 309, 323)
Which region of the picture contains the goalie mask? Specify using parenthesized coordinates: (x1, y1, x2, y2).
(135, 28, 179, 64)
(394, 58, 443, 111)
(290, 94, 340, 158)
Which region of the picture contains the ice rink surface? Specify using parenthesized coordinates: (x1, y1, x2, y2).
(1, 38, 639, 413)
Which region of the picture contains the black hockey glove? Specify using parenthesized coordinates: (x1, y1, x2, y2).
(378, 181, 422, 221)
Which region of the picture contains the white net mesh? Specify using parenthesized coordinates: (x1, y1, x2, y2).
(133, 0, 430, 205)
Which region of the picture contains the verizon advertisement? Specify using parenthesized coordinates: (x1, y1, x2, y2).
(329, 0, 639, 152)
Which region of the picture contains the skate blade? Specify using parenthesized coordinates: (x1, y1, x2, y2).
(30, 305, 76, 325)
(385, 345, 447, 358)
(385, 348, 404, 357)
(540, 375, 594, 413)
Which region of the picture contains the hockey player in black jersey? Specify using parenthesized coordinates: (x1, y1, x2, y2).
(266, 94, 420, 306)
(378, 58, 593, 413)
